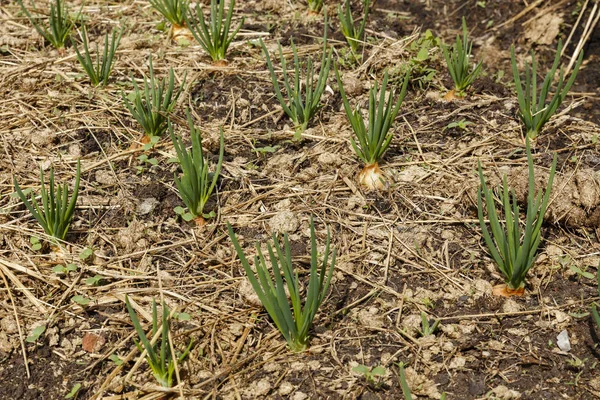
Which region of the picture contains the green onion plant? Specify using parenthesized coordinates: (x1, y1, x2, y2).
(149, 0, 189, 29)
(13, 161, 80, 241)
(260, 19, 331, 140)
(442, 17, 483, 96)
(511, 39, 583, 139)
(73, 25, 122, 87)
(170, 112, 224, 222)
(338, 0, 370, 54)
(477, 139, 557, 291)
(228, 216, 336, 352)
(185, 0, 243, 63)
(17, 0, 75, 49)
(125, 296, 192, 388)
(335, 65, 410, 189)
(122, 55, 186, 140)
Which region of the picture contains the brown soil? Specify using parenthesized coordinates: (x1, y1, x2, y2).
(1, 0, 600, 399)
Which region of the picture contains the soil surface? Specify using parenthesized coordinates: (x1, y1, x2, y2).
(1, 0, 600, 399)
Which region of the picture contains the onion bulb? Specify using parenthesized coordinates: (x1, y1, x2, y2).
(492, 283, 525, 297)
(171, 24, 194, 43)
(359, 163, 386, 190)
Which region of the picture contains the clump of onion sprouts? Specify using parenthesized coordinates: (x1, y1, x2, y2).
(335, 65, 410, 190)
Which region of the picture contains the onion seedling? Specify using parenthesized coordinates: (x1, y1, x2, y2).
(17, 0, 75, 49)
(307, 0, 324, 13)
(442, 17, 483, 99)
(122, 55, 186, 142)
(477, 139, 557, 295)
(125, 296, 192, 388)
(335, 65, 410, 190)
(260, 16, 331, 140)
(170, 112, 224, 224)
(338, 0, 370, 55)
(73, 25, 122, 87)
(228, 216, 336, 352)
(148, 0, 192, 42)
(511, 39, 583, 140)
(185, 0, 243, 64)
(13, 161, 80, 241)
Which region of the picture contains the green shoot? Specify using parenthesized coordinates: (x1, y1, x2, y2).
(511, 39, 583, 139)
(353, 364, 386, 388)
(338, 0, 370, 54)
(419, 311, 440, 336)
(477, 139, 557, 291)
(73, 25, 122, 87)
(170, 112, 224, 222)
(260, 17, 331, 140)
(185, 0, 243, 62)
(592, 266, 600, 334)
(228, 216, 336, 352)
(149, 0, 189, 28)
(122, 55, 186, 139)
(125, 296, 193, 388)
(397, 362, 413, 400)
(13, 161, 80, 241)
(307, 0, 324, 13)
(17, 0, 75, 49)
(442, 17, 483, 96)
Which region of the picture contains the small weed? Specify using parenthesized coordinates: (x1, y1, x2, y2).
(353, 364, 386, 388)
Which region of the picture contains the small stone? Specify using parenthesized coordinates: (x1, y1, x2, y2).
(557, 330, 571, 352)
(137, 197, 159, 215)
